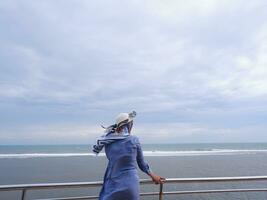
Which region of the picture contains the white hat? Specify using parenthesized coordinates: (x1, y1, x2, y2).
(115, 111, 136, 127)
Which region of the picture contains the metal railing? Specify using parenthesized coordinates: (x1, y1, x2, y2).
(1, 176, 267, 200)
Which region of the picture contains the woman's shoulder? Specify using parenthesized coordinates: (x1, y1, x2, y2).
(128, 135, 140, 144)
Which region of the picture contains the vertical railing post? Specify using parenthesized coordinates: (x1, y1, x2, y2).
(159, 183, 163, 200)
(21, 189, 26, 200)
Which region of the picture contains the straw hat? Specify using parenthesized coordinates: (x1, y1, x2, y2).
(115, 111, 136, 127)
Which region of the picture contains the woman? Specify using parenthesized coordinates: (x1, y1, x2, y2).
(93, 111, 165, 200)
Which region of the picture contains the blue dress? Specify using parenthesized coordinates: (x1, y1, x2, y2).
(99, 135, 150, 200)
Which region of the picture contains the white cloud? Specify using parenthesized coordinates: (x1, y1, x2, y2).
(0, 123, 102, 144)
(207, 25, 267, 99)
(1, 0, 267, 143)
(144, 0, 231, 20)
(2, 121, 266, 144)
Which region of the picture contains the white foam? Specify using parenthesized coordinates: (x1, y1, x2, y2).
(142, 149, 267, 156)
(1, 149, 267, 158)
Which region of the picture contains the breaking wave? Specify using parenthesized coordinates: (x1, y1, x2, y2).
(1, 149, 267, 158)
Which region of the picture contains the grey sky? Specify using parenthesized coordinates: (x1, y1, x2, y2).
(0, 0, 267, 144)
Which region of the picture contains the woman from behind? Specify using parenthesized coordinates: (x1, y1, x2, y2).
(93, 111, 165, 200)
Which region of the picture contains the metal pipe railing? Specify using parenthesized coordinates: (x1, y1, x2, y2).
(1, 176, 267, 200)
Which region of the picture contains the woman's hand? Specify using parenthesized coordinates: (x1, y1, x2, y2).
(148, 172, 165, 184)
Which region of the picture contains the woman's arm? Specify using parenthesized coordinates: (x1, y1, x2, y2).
(135, 137, 165, 184)
(136, 137, 151, 174)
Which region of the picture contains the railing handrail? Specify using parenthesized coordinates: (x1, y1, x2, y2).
(0, 181, 103, 191)
(1, 175, 267, 191)
(1, 176, 267, 200)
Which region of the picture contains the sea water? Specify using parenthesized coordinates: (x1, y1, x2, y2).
(1, 143, 267, 158)
(1, 143, 267, 199)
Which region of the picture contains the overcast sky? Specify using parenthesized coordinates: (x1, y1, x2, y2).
(0, 0, 267, 144)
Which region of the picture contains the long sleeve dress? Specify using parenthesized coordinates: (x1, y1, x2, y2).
(99, 135, 151, 200)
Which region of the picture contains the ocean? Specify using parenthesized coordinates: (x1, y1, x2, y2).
(1, 143, 267, 200)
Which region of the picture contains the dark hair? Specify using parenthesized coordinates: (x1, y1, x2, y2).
(116, 121, 133, 133)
